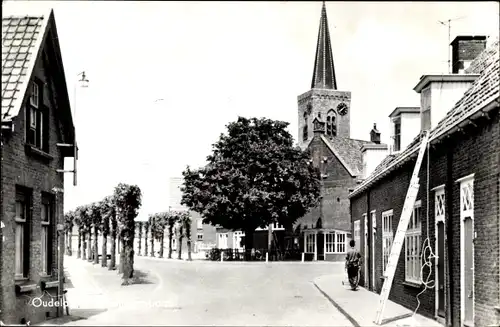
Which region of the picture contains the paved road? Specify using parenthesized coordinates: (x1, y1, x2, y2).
(65, 257, 353, 326)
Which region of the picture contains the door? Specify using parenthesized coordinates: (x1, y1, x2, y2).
(463, 217, 474, 326)
(317, 232, 325, 260)
(436, 221, 445, 317)
(363, 214, 369, 286)
(460, 176, 474, 327)
(371, 211, 376, 291)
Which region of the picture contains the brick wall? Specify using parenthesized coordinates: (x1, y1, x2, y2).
(1, 54, 66, 324)
(350, 108, 500, 325)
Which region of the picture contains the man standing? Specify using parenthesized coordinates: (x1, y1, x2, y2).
(345, 240, 362, 290)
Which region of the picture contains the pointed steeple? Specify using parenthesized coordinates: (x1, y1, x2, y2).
(311, 2, 338, 90)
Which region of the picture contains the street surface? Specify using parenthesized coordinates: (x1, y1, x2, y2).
(63, 257, 353, 326)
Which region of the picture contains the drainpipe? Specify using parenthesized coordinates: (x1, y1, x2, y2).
(445, 144, 454, 327)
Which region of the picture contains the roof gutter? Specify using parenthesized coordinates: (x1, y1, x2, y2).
(348, 95, 499, 199)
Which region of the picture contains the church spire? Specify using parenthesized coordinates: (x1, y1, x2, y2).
(311, 1, 338, 90)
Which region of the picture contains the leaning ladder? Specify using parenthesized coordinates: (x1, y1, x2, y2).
(374, 131, 430, 325)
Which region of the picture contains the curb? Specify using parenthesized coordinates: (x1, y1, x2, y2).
(312, 281, 360, 327)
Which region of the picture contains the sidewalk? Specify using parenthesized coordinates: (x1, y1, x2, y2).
(313, 275, 443, 327)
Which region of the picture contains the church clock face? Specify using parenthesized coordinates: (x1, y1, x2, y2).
(337, 102, 348, 116)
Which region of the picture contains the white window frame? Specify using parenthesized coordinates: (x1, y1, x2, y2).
(197, 233, 203, 241)
(353, 220, 361, 251)
(392, 117, 401, 152)
(41, 196, 52, 276)
(218, 233, 228, 249)
(15, 192, 28, 279)
(232, 231, 245, 251)
(306, 233, 316, 253)
(370, 210, 376, 288)
(196, 218, 203, 229)
(30, 82, 39, 108)
(324, 231, 347, 254)
(405, 200, 422, 283)
(382, 210, 394, 276)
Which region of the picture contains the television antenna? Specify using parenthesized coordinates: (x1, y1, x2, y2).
(438, 16, 467, 73)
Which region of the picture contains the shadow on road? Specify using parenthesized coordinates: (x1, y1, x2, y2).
(128, 269, 155, 285)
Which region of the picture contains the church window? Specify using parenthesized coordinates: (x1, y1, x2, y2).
(303, 124, 308, 141)
(326, 110, 337, 137)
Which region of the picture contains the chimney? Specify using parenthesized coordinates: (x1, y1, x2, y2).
(313, 117, 326, 136)
(388, 107, 420, 153)
(370, 123, 381, 144)
(361, 142, 388, 179)
(451, 35, 487, 74)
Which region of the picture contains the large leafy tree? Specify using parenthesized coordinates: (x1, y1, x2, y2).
(181, 117, 321, 260)
(113, 183, 142, 284)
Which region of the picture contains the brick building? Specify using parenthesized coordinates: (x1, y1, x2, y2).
(1, 10, 76, 324)
(293, 2, 387, 261)
(349, 37, 499, 327)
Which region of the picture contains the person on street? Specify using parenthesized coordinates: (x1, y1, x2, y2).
(345, 240, 362, 290)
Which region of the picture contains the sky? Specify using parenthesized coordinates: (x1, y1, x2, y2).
(3, 1, 500, 219)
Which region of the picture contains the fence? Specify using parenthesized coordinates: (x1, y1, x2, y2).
(206, 248, 303, 261)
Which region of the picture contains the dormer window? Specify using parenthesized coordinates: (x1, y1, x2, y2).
(421, 86, 431, 131)
(26, 80, 49, 152)
(326, 110, 337, 137)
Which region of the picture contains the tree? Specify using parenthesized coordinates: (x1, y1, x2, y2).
(166, 212, 179, 259)
(88, 202, 102, 264)
(144, 220, 150, 259)
(148, 214, 155, 257)
(179, 212, 193, 261)
(108, 196, 118, 271)
(113, 183, 142, 284)
(73, 210, 83, 259)
(136, 221, 143, 256)
(99, 196, 113, 268)
(64, 211, 75, 256)
(79, 205, 91, 260)
(152, 213, 167, 258)
(181, 117, 321, 260)
(176, 219, 184, 260)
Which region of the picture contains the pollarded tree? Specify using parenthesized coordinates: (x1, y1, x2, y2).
(148, 214, 156, 257)
(64, 211, 75, 256)
(88, 202, 102, 264)
(166, 211, 179, 259)
(144, 220, 150, 259)
(136, 221, 143, 256)
(176, 219, 183, 260)
(108, 196, 118, 271)
(152, 213, 167, 258)
(181, 117, 321, 260)
(79, 205, 91, 260)
(113, 183, 142, 284)
(73, 210, 83, 259)
(99, 196, 113, 268)
(179, 211, 193, 261)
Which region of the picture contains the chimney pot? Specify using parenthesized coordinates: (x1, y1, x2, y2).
(450, 35, 487, 74)
(370, 123, 381, 144)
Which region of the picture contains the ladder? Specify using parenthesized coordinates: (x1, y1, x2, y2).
(374, 131, 430, 325)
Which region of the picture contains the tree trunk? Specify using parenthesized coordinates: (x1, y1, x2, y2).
(82, 232, 87, 260)
(168, 226, 173, 259)
(102, 233, 108, 267)
(150, 234, 155, 257)
(93, 225, 99, 264)
(244, 228, 255, 261)
(187, 238, 192, 261)
(178, 236, 183, 260)
(117, 234, 121, 254)
(65, 230, 69, 255)
(77, 230, 82, 259)
(119, 229, 125, 274)
(87, 227, 93, 262)
(138, 224, 142, 256)
(144, 227, 149, 259)
(68, 227, 73, 256)
(109, 230, 117, 270)
(159, 232, 165, 258)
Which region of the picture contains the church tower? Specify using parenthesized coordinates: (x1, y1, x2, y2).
(298, 2, 351, 149)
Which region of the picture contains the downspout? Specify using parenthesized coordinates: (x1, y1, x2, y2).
(367, 189, 372, 291)
(445, 141, 454, 327)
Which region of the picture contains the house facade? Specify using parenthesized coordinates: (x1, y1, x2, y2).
(1, 10, 76, 325)
(349, 37, 499, 327)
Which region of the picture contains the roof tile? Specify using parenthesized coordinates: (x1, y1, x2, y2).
(351, 40, 500, 196)
(323, 136, 379, 176)
(1, 15, 45, 120)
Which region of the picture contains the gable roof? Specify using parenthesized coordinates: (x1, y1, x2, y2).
(2, 9, 75, 148)
(319, 135, 379, 177)
(349, 39, 500, 198)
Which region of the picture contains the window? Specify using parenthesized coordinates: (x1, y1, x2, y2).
(26, 81, 48, 151)
(326, 110, 337, 137)
(421, 87, 431, 131)
(233, 231, 244, 250)
(306, 233, 315, 253)
(393, 118, 401, 152)
(197, 218, 203, 230)
(435, 188, 445, 222)
(325, 231, 347, 253)
(197, 233, 203, 241)
(405, 201, 422, 283)
(41, 194, 54, 275)
(15, 190, 31, 279)
(382, 210, 394, 275)
(272, 222, 284, 230)
(303, 125, 308, 141)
